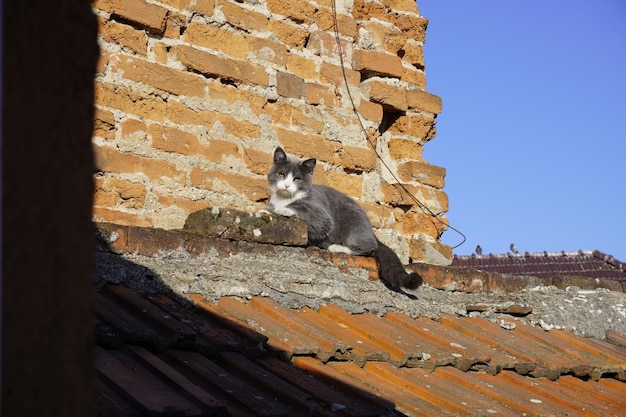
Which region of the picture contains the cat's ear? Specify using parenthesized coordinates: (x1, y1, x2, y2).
(273, 147, 287, 163)
(301, 158, 316, 173)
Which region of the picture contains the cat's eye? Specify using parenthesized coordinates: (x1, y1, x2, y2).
(293, 178, 301, 182)
(278, 172, 285, 178)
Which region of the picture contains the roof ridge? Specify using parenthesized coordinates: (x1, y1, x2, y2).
(453, 250, 595, 259)
(593, 250, 626, 271)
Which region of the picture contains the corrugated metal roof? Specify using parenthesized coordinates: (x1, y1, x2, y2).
(95, 283, 626, 417)
(452, 250, 626, 283)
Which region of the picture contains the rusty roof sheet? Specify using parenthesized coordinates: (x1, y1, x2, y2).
(95, 283, 626, 417)
(452, 250, 626, 282)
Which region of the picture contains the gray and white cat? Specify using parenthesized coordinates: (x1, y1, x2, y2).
(262, 147, 422, 290)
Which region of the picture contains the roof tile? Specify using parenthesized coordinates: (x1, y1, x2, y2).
(96, 283, 626, 416)
(384, 312, 496, 372)
(94, 217, 626, 416)
(293, 306, 390, 365)
(96, 346, 210, 416)
(318, 304, 422, 366)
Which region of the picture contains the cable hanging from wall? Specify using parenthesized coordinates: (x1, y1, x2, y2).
(330, 0, 466, 250)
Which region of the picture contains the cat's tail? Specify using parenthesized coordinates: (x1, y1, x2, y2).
(374, 239, 422, 290)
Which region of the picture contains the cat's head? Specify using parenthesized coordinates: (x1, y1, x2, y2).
(267, 147, 316, 198)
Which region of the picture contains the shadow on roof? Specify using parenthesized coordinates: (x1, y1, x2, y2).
(94, 237, 401, 417)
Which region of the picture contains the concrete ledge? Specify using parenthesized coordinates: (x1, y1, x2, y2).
(96, 220, 379, 279)
(93, 217, 626, 339)
(96, 217, 623, 294)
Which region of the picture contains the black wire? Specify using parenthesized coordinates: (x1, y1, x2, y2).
(330, 0, 466, 250)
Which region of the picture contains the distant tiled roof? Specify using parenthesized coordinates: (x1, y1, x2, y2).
(452, 250, 626, 283)
(95, 283, 626, 416)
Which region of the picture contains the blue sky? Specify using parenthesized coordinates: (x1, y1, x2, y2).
(418, 1, 626, 261)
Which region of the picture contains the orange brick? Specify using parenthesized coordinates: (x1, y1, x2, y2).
(202, 139, 241, 164)
(401, 40, 425, 69)
(149, 124, 201, 156)
(119, 118, 148, 141)
(401, 66, 426, 89)
(190, 167, 267, 201)
(391, 13, 428, 43)
(319, 61, 360, 87)
(385, 32, 409, 56)
(380, 182, 427, 207)
(314, 8, 357, 38)
(94, 144, 184, 185)
(164, 12, 186, 38)
(359, 21, 405, 54)
(189, 0, 215, 15)
(157, 0, 193, 10)
(259, 101, 293, 126)
(176, 45, 269, 86)
(94, 177, 147, 209)
(409, 237, 452, 262)
(243, 148, 273, 175)
(291, 106, 326, 133)
(353, 0, 388, 21)
(165, 101, 261, 139)
(358, 202, 396, 229)
(306, 30, 351, 62)
(95, 82, 168, 121)
(397, 160, 446, 189)
(150, 124, 241, 162)
(268, 19, 310, 49)
(156, 192, 211, 215)
(152, 41, 168, 64)
(276, 127, 341, 163)
(388, 138, 423, 160)
(353, 49, 404, 79)
(339, 145, 377, 172)
(357, 99, 384, 123)
(218, 0, 269, 32)
(313, 0, 333, 7)
(99, 18, 148, 56)
(249, 38, 289, 66)
(266, 0, 315, 24)
(112, 55, 206, 97)
(380, 0, 418, 12)
(92, 206, 153, 227)
(388, 113, 436, 140)
(406, 89, 443, 115)
(362, 21, 409, 56)
(324, 170, 363, 197)
(96, 49, 111, 75)
(402, 211, 440, 237)
(437, 190, 449, 213)
(96, 0, 169, 34)
(360, 78, 408, 112)
(182, 21, 248, 59)
(328, 252, 379, 280)
(287, 54, 319, 81)
(306, 83, 338, 107)
(93, 107, 116, 140)
(208, 80, 268, 109)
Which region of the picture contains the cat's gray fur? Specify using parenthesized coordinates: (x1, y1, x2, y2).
(263, 147, 422, 290)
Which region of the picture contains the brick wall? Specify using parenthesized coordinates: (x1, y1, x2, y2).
(91, 0, 452, 264)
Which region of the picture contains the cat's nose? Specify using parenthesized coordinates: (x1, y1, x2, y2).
(284, 183, 290, 189)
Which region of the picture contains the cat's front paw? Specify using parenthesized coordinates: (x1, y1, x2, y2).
(327, 244, 355, 255)
(273, 207, 297, 217)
